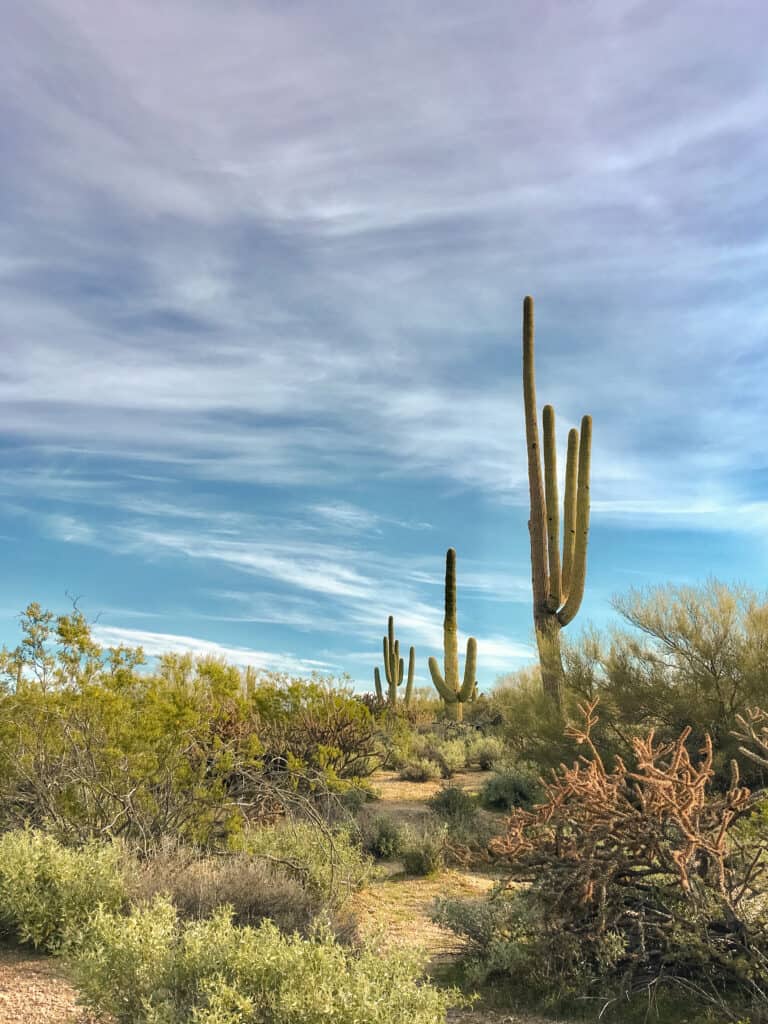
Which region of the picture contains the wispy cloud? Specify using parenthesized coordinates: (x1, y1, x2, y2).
(92, 625, 335, 675)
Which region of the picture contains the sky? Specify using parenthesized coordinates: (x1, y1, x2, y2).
(1, 0, 768, 691)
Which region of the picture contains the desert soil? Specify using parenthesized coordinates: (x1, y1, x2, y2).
(0, 769, 571, 1024)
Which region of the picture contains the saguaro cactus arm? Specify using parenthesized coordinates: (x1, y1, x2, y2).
(523, 296, 549, 612)
(543, 404, 561, 612)
(373, 667, 383, 702)
(404, 646, 415, 705)
(558, 414, 592, 626)
(428, 640, 477, 704)
(560, 427, 579, 602)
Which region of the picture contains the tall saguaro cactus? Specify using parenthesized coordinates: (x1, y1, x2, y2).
(374, 615, 415, 707)
(428, 548, 477, 722)
(522, 295, 592, 708)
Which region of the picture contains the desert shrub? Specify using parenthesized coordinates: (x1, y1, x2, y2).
(0, 605, 386, 849)
(402, 826, 447, 876)
(336, 780, 377, 815)
(489, 667, 590, 774)
(361, 815, 408, 860)
(0, 609, 286, 847)
(466, 736, 505, 771)
(476, 701, 768, 1019)
(0, 829, 125, 951)
(380, 717, 422, 769)
(71, 896, 461, 1024)
(479, 764, 543, 811)
(432, 739, 467, 778)
(432, 889, 522, 979)
(428, 784, 477, 827)
(399, 758, 442, 782)
(239, 820, 373, 909)
(125, 840, 321, 935)
(251, 679, 383, 782)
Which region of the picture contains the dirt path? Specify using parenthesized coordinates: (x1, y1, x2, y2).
(353, 771, 575, 1024)
(0, 943, 96, 1024)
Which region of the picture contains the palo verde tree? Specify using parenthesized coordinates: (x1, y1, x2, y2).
(374, 615, 415, 707)
(522, 296, 592, 708)
(428, 548, 477, 721)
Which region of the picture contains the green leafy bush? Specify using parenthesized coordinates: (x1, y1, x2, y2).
(0, 829, 125, 951)
(466, 736, 505, 771)
(250, 678, 383, 782)
(361, 815, 408, 860)
(479, 764, 543, 811)
(432, 890, 523, 980)
(0, 604, 384, 848)
(402, 826, 447, 876)
(432, 739, 467, 778)
(427, 784, 478, 828)
(239, 820, 373, 909)
(71, 896, 461, 1024)
(399, 758, 442, 782)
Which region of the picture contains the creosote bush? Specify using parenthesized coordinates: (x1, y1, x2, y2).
(360, 815, 408, 860)
(399, 758, 443, 783)
(466, 736, 505, 771)
(402, 825, 448, 876)
(428, 784, 478, 827)
(236, 820, 374, 909)
(479, 763, 544, 811)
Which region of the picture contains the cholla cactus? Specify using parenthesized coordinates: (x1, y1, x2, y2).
(428, 548, 477, 722)
(374, 615, 414, 707)
(522, 296, 592, 708)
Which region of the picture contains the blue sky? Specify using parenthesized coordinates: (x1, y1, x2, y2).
(2, 0, 768, 690)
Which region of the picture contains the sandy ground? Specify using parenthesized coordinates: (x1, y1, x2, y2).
(0, 943, 98, 1024)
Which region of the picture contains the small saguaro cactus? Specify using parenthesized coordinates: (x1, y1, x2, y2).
(374, 615, 415, 707)
(428, 548, 478, 722)
(522, 295, 592, 709)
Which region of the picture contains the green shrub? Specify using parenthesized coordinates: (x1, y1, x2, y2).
(432, 890, 522, 968)
(466, 736, 505, 771)
(239, 820, 373, 909)
(399, 758, 442, 782)
(336, 781, 377, 815)
(361, 816, 407, 860)
(0, 829, 125, 951)
(71, 896, 461, 1024)
(479, 764, 543, 811)
(432, 739, 467, 778)
(427, 785, 477, 827)
(402, 826, 447, 876)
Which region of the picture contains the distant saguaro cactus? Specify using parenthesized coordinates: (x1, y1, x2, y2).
(374, 615, 415, 707)
(522, 296, 592, 708)
(428, 548, 477, 722)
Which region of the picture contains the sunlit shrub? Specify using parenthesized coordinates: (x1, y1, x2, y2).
(0, 829, 125, 951)
(72, 897, 461, 1024)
